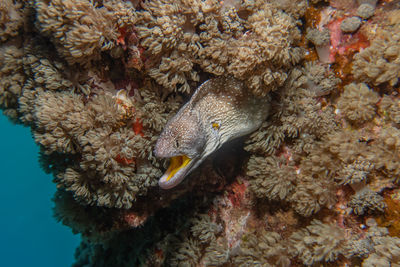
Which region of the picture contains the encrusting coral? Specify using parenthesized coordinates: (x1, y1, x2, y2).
(2, 0, 400, 266)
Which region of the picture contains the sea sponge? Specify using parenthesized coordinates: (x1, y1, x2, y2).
(136, 1, 303, 94)
(247, 155, 297, 201)
(35, 0, 136, 66)
(348, 187, 386, 215)
(289, 220, 346, 266)
(0, 44, 24, 120)
(337, 82, 380, 123)
(352, 25, 400, 86)
(0, 0, 23, 42)
(233, 230, 291, 267)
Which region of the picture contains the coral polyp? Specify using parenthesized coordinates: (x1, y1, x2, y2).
(1, 0, 400, 266)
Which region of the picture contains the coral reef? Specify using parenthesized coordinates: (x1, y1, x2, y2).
(0, 0, 23, 42)
(0, 44, 24, 120)
(1, 0, 400, 266)
(347, 219, 400, 266)
(357, 3, 375, 19)
(233, 230, 290, 266)
(352, 9, 400, 86)
(136, 0, 304, 94)
(247, 155, 297, 201)
(348, 187, 386, 215)
(35, 0, 136, 66)
(337, 82, 379, 123)
(341, 17, 362, 33)
(289, 219, 346, 265)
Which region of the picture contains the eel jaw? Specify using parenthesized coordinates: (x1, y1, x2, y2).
(159, 155, 198, 189)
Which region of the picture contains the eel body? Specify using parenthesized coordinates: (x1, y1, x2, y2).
(154, 76, 270, 189)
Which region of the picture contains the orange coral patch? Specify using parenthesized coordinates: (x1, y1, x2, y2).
(227, 181, 247, 208)
(133, 118, 144, 136)
(117, 27, 127, 46)
(376, 193, 400, 237)
(115, 154, 135, 165)
(155, 248, 163, 259)
(305, 6, 321, 29)
(344, 32, 370, 53)
(124, 211, 148, 228)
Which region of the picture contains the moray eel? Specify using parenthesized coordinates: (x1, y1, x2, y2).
(154, 76, 270, 189)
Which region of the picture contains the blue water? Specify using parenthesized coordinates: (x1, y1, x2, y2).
(0, 114, 80, 267)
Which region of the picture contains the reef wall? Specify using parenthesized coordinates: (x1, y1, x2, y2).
(1, 0, 400, 266)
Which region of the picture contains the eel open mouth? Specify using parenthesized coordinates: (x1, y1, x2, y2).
(159, 155, 193, 189)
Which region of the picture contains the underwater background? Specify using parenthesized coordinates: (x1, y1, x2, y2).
(0, 114, 79, 267)
(1, 0, 400, 266)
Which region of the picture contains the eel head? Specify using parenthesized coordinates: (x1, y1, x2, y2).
(154, 108, 208, 189)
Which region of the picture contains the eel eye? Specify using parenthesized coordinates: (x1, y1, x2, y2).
(175, 139, 180, 148)
(212, 122, 220, 130)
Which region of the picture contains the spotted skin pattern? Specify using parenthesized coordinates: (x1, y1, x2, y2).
(154, 76, 270, 189)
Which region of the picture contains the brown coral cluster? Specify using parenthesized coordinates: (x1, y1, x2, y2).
(136, 0, 304, 95)
(35, 0, 136, 66)
(352, 9, 400, 87)
(1, 0, 400, 266)
(0, 0, 23, 42)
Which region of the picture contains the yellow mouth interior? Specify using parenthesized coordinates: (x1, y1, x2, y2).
(165, 155, 191, 181)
